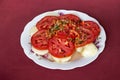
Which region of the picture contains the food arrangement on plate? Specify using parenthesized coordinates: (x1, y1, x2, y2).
(20, 10, 106, 70)
(30, 14, 100, 63)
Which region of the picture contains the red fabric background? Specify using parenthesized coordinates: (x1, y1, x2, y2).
(0, 0, 120, 80)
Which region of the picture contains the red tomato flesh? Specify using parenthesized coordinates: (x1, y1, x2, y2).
(48, 36, 75, 58)
(31, 30, 49, 50)
(81, 21, 100, 40)
(36, 16, 59, 30)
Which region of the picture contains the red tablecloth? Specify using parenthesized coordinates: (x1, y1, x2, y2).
(0, 0, 120, 80)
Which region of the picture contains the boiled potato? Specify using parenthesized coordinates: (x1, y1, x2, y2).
(51, 55, 72, 63)
(29, 26, 38, 36)
(81, 43, 98, 57)
(32, 46, 48, 55)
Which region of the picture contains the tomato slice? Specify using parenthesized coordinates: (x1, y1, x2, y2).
(81, 21, 100, 40)
(55, 30, 69, 39)
(36, 16, 59, 30)
(60, 14, 81, 23)
(48, 36, 75, 58)
(75, 27, 94, 47)
(31, 30, 49, 50)
(69, 30, 80, 39)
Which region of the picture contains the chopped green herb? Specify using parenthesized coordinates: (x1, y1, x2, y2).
(68, 38, 73, 41)
(54, 25, 60, 30)
(79, 40, 84, 44)
(50, 25, 60, 32)
(76, 27, 80, 31)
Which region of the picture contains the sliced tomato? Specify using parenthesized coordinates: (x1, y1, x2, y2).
(81, 21, 100, 40)
(60, 14, 81, 23)
(69, 30, 79, 39)
(36, 16, 59, 30)
(55, 30, 69, 39)
(75, 27, 94, 47)
(31, 30, 49, 50)
(48, 36, 75, 58)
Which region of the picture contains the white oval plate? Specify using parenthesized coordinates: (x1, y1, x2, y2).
(20, 10, 106, 70)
